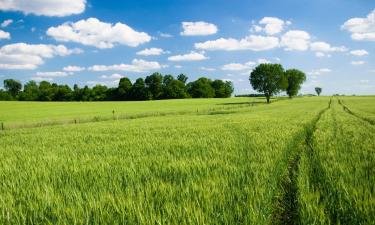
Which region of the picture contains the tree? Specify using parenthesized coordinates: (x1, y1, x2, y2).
(315, 87, 322, 96)
(117, 77, 132, 100)
(187, 77, 215, 98)
(285, 69, 306, 98)
(130, 78, 151, 100)
(177, 74, 188, 84)
(18, 80, 39, 101)
(249, 63, 287, 104)
(145, 72, 163, 99)
(38, 81, 54, 101)
(4, 79, 22, 98)
(162, 79, 187, 99)
(211, 80, 234, 98)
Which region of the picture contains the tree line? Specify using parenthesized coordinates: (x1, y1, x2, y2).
(0, 73, 234, 101)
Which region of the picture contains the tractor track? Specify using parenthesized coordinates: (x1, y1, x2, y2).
(337, 99, 374, 126)
(272, 99, 331, 225)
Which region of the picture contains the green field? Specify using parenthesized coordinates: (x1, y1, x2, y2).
(0, 97, 374, 224)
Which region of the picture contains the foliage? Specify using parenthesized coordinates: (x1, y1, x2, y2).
(0, 73, 233, 101)
(249, 64, 287, 103)
(285, 69, 306, 98)
(315, 87, 322, 96)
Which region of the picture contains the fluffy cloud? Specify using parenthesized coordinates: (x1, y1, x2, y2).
(168, 51, 208, 61)
(252, 17, 289, 35)
(47, 18, 151, 49)
(136, 48, 168, 56)
(1, 19, 13, 28)
(308, 68, 331, 75)
(100, 73, 124, 79)
(350, 49, 369, 56)
(310, 41, 347, 52)
(89, 59, 166, 72)
(351, 61, 366, 65)
(0, 30, 10, 39)
(63, 65, 85, 72)
(195, 35, 279, 51)
(200, 67, 216, 71)
(281, 30, 310, 51)
(35, 71, 71, 77)
(0, 43, 82, 70)
(221, 61, 255, 71)
(0, 0, 86, 17)
(342, 9, 375, 41)
(180, 21, 218, 36)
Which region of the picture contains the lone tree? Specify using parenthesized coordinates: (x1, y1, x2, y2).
(250, 63, 287, 103)
(285, 69, 306, 98)
(315, 87, 322, 96)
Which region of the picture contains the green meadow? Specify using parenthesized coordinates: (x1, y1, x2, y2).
(0, 96, 374, 224)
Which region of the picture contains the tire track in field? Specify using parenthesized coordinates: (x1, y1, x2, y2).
(337, 99, 374, 125)
(304, 98, 365, 225)
(272, 99, 331, 225)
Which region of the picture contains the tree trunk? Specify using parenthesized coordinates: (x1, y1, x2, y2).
(266, 95, 270, 104)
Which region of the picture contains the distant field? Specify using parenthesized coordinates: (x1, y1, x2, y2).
(0, 96, 374, 224)
(0, 97, 268, 125)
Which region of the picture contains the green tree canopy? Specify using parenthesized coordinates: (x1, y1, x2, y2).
(187, 77, 215, 98)
(117, 77, 132, 100)
(145, 72, 163, 99)
(315, 87, 322, 96)
(249, 63, 286, 103)
(211, 80, 234, 98)
(4, 79, 22, 98)
(285, 69, 306, 98)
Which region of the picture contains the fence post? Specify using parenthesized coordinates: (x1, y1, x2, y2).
(1, 122, 4, 131)
(112, 110, 116, 120)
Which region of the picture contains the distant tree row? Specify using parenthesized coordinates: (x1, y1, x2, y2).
(250, 63, 307, 103)
(0, 73, 234, 101)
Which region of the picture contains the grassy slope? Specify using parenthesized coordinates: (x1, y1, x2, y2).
(0, 97, 327, 224)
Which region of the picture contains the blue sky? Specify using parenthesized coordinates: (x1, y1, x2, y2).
(0, 0, 374, 95)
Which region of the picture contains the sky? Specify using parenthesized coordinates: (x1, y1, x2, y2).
(0, 0, 374, 95)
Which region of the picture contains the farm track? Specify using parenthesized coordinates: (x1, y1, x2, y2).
(337, 99, 374, 125)
(273, 99, 331, 225)
(304, 99, 366, 224)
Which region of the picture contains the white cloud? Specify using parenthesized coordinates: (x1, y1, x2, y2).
(360, 79, 369, 84)
(350, 49, 369, 56)
(200, 66, 216, 71)
(0, 43, 82, 70)
(89, 59, 166, 72)
(222, 61, 255, 71)
(257, 58, 271, 64)
(47, 17, 151, 49)
(174, 65, 182, 68)
(136, 48, 168, 56)
(0, 0, 86, 17)
(100, 73, 124, 79)
(168, 51, 208, 61)
(63, 65, 85, 72)
(31, 76, 53, 81)
(281, 30, 311, 51)
(195, 35, 279, 51)
(342, 9, 375, 41)
(315, 52, 331, 58)
(351, 61, 366, 65)
(180, 21, 218, 36)
(308, 68, 331, 75)
(0, 30, 10, 39)
(1, 19, 13, 28)
(252, 17, 288, 35)
(159, 32, 173, 38)
(310, 41, 347, 53)
(35, 71, 71, 77)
